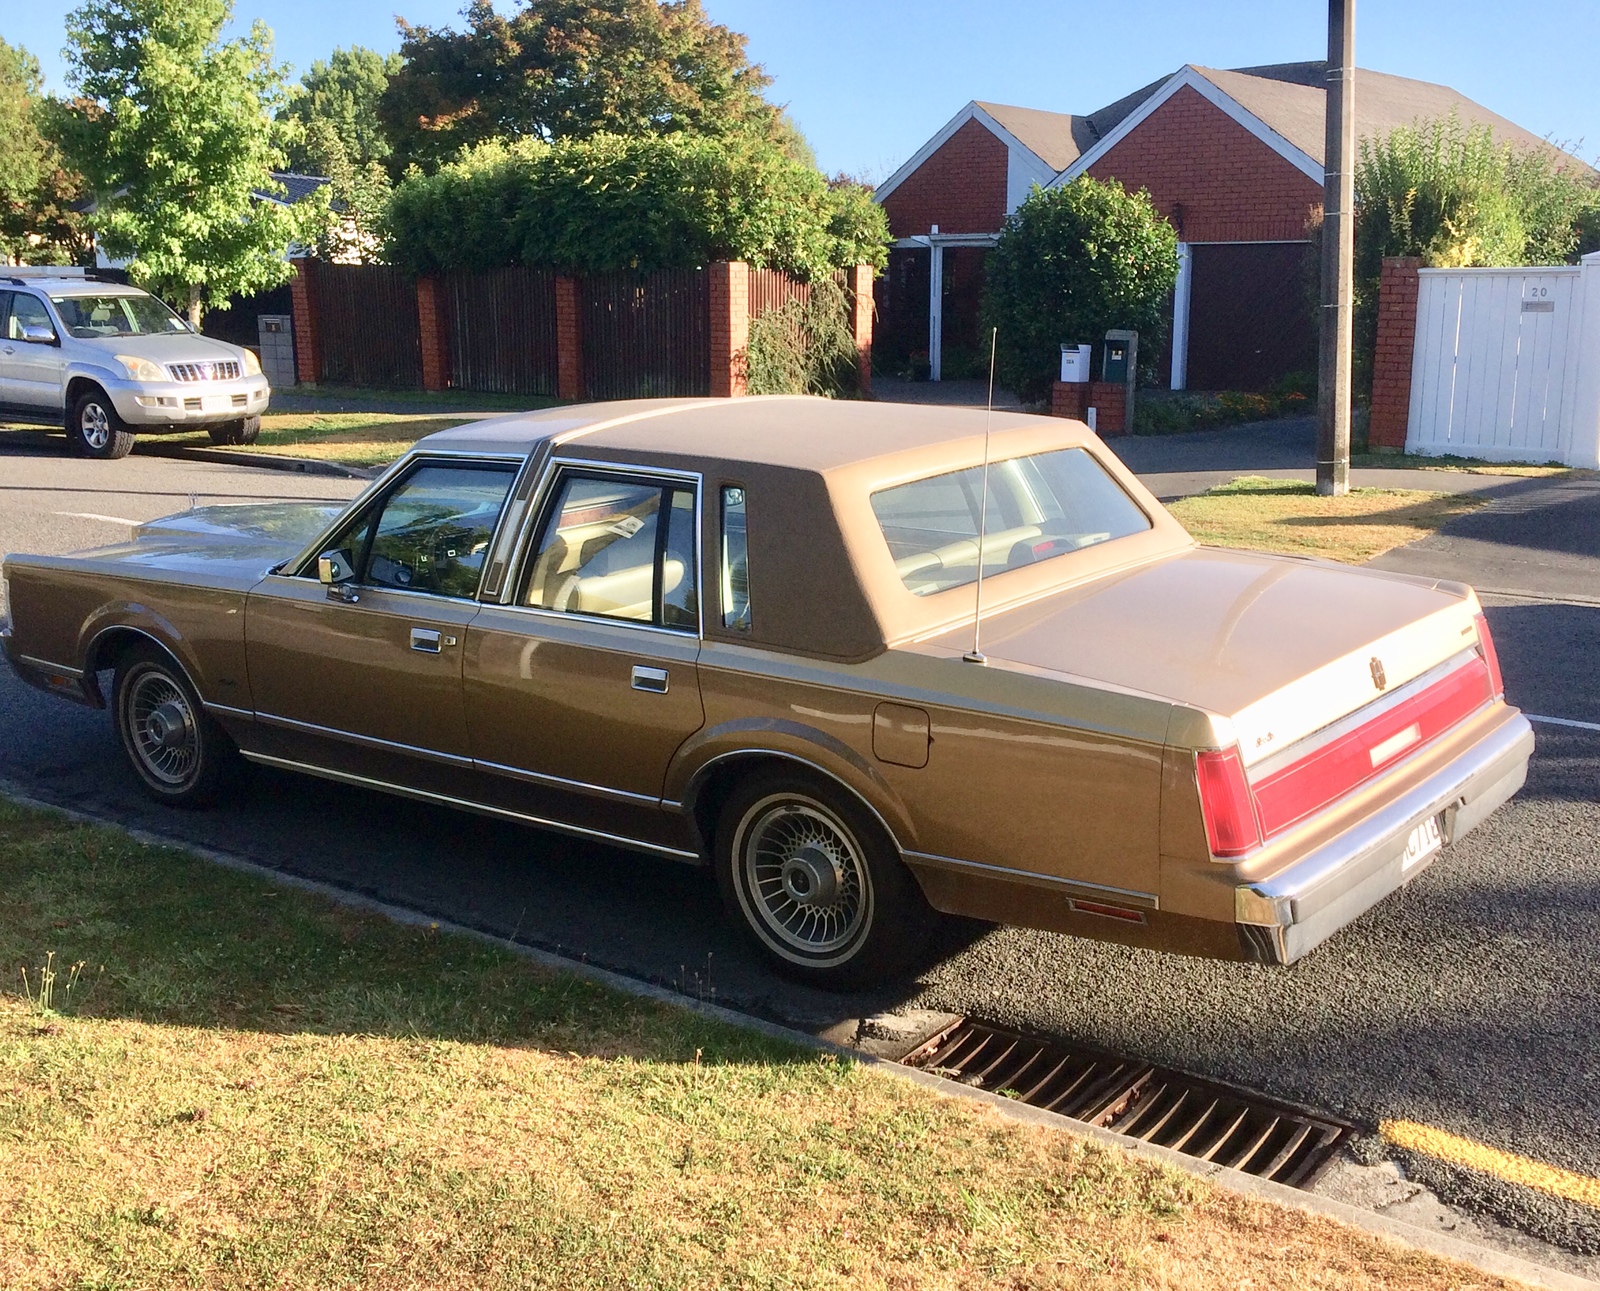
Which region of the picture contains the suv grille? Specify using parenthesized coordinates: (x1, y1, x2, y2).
(166, 360, 242, 382)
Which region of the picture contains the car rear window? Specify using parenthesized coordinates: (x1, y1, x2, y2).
(871, 448, 1151, 596)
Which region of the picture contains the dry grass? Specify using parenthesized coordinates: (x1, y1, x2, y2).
(0, 800, 1528, 1290)
(1351, 453, 1575, 478)
(160, 412, 485, 467)
(1166, 476, 1487, 564)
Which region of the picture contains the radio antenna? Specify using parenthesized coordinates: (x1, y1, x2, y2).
(963, 327, 999, 665)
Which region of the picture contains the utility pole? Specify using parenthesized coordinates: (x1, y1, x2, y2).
(1317, 0, 1355, 496)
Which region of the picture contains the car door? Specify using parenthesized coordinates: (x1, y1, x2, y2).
(244, 457, 522, 782)
(1, 291, 66, 418)
(464, 465, 705, 833)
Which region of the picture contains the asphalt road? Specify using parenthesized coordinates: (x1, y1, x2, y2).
(3, 434, 1598, 1262)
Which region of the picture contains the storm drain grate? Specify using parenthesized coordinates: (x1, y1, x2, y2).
(900, 1020, 1353, 1188)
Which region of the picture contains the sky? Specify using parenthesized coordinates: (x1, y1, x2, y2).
(6, 0, 1598, 183)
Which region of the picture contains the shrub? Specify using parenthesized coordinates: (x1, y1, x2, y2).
(382, 132, 889, 279)
(745, 276, 859, 397)
(981, 176, 1178, 404)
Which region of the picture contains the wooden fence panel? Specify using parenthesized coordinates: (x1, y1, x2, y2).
(315, 263, 422, 389)
(581, 269, 709, 400)
(441, 268, 559, 396)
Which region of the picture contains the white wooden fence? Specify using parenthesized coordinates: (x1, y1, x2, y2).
(1406, 252, 1600, 467)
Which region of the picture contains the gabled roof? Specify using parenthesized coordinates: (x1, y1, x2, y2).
(971, 102, 1095, 172)
(254, 172, 331, 206)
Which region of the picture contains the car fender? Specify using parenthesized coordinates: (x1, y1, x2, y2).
(78, 604, 208, 700)
(665, 715, 921, 856)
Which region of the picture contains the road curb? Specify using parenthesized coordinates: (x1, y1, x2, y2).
(133, 442, 378, 480)
(1, 780, 1593, 1291)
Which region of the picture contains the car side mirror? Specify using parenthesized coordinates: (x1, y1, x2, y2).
(20, 324, 56, 345)
(317, 551, 354, 584)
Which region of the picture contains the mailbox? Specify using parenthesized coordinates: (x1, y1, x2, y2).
(1059, 343, 1091, 383)
(1102, 337, 1131, 384)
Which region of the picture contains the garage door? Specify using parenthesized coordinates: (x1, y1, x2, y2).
(1185, 242, 1316, 392)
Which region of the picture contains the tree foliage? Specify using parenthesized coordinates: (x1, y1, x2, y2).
(378, 0, 785, 175)
(59, 0, 324, 322)
(0, 39, 92, 264)
(746, 277, 860, 398)
(382, 132, 888, 278)
(282, 45, 401, 172)
(981, 177, 1178, 403)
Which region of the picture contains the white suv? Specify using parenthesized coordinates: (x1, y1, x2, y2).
(1, 273, 272, 460)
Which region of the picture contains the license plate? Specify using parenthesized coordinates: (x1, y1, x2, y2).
(1401, 814, 1444, 872)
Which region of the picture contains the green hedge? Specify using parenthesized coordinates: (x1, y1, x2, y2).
(382, 132, 888, 279)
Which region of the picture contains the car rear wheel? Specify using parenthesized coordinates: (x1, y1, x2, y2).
(112, 644, 239, 807)
(207, 416, 260, 446)
(714, 769, 933, 990)
(70, 389, 135, 460)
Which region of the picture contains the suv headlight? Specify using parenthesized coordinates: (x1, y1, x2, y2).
(116, 354, 166, 382)
(241, 348, 262, 376)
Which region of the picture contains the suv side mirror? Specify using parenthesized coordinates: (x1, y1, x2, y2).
(20, 324, 56, 345)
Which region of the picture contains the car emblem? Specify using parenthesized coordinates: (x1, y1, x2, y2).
(1370, 656, 1387, 691)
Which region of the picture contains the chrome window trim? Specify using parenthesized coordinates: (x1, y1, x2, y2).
(255, 711, 475, 769)
(280, 451, 528, 585)
(474, 600, 702, 641)
(238, 750, 701, 863)
(902, 849, 1160, 910)
(501, 455, 705, 639)
(1244, 647, 1483, 782)
(474, 757, 662, 807)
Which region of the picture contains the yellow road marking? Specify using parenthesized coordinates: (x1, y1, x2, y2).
(1381, 1119, 1600, 1208)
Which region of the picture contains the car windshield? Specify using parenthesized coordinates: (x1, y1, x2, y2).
(871, 447, 1152, 596)
(49, 293, 191, 338)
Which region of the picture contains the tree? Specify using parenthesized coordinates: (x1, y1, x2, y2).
(300, 119, 392, 262)
(0, 39, 92, 264)
(59, 0, 324, 324)
(378, 0, 783, 175)
(282, 45, 401, 172)
(381, 131, 889, 279)
(981, 177, 1179, 403)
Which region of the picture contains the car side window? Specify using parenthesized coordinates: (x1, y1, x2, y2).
(318, 462, 518, 599)
(720, 486, 750, 631)
(7, 293, 51, 340)
(523, 473, 698, 631)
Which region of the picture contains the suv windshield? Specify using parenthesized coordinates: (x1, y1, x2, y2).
(871, 447, 1152, 596)
(49, 293, 190, 338)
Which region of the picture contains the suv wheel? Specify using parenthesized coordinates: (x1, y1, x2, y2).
(112, 644, 240, 807)
(207, 416, 261, 446)
(70, 389, 135, 460)
(714, 769, 934, 990)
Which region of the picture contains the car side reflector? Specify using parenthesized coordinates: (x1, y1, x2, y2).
(1474, 613, 1504, 698)
(1196, 747, 1263, 858)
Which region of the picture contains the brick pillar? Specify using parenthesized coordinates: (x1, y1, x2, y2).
(288, 257, 320, 386)
(846, 264, 874, 395)
(1050, 381, 1088, 420)
(708, 260, 749, 398)
(555, 275, 583, 401)
(416, 275, 448, 392)
(1089, 381, 1127, 435)
(1368, 256, 1423, 452)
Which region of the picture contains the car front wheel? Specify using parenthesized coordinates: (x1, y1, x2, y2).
(714, 770, 933, 990)
(207, 416, 260, 446)
(70, 389, 135, 460)
(112, 644, 238, 807)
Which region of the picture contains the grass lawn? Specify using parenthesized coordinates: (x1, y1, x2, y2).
(1349, 452, 1572, 478)
(0, 799, 1521, 1290)
(1166, 476, 1487, 564)
(160, 412, 495, 468)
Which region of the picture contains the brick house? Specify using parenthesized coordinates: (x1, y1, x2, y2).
(875, 62, 1575, 391)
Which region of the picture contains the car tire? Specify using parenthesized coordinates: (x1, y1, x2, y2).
(713, 769, 934, 990)
(207, 416, 261, 446)
(111, 643, 240, 808)
(70, 388, 135, 460)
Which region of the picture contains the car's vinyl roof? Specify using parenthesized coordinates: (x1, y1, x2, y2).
(418, 396, 1051, 473)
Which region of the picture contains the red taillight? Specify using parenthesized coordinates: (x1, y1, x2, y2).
(1196, 747, 1263, 857)
(1474, 613, 1504, 697)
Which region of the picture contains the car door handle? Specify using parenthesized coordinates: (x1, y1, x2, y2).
(2, 346, 13, 355)
(410, 627, 443, 654)
(631, 665, 669, 693)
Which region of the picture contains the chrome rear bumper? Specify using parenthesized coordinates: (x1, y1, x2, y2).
(1234, 710, 1534, 965)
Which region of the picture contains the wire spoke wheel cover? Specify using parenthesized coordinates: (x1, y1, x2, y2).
(123, 668, 200, 788)
(735, 793, 874, 965)
(80, 401, 111, 451)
